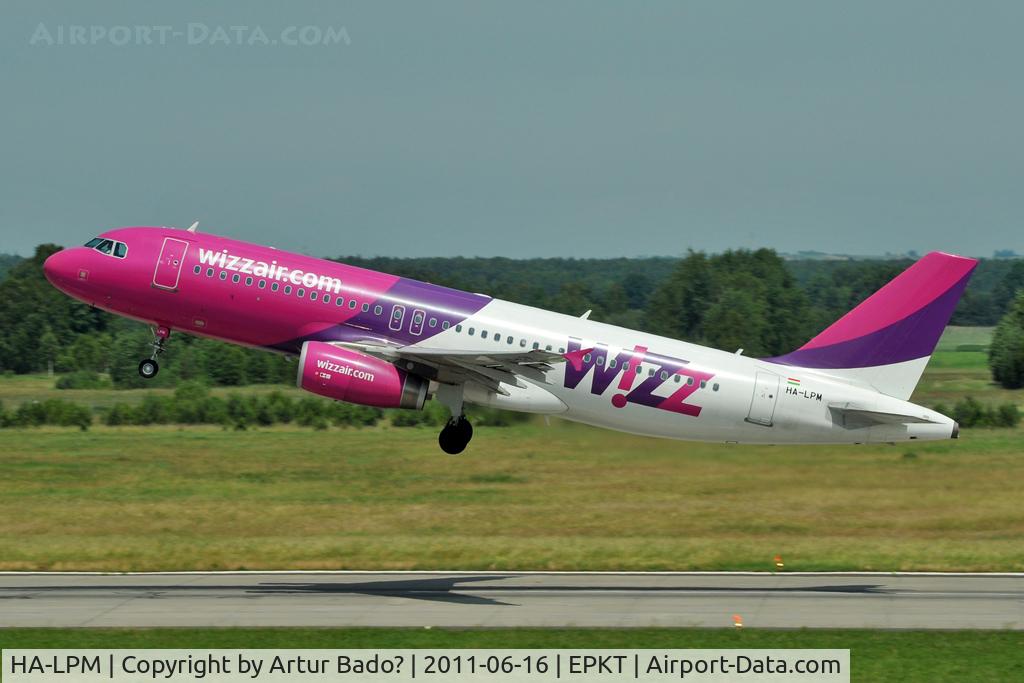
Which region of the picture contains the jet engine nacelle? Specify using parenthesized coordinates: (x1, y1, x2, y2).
(298, 341, 427, 410)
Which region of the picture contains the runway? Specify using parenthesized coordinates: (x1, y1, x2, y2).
(0, 572, 1020, 630)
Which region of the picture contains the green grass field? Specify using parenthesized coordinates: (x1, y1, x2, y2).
(0, 420, 1021, 572)
(0, 628, 1021, 683)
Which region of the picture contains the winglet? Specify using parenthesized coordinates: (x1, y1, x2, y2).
(187, 221, 199, 233)
(563, 347, 594, 372)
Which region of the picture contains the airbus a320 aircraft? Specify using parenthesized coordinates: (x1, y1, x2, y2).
(44, 225, 976, 453)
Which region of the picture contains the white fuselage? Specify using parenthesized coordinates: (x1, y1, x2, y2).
(421, 299, 954, 444)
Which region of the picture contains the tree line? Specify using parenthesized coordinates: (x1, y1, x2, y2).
(2, 244, 1024, 386)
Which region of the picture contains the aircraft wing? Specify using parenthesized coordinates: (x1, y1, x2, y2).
(828, 403, 941, 429)
(339, 343, 584, 395)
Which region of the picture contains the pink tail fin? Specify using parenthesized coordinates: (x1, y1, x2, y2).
(768, 252, 978, 397)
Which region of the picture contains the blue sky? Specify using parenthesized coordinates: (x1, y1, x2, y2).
(1, 1, 1021, 258)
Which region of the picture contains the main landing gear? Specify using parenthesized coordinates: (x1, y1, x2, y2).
(438, 416, 473, 455)
(435, 382, 473, 455)
(138, 325, 171, 379)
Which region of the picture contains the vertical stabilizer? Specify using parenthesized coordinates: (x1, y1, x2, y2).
(767, 252, 978, 399)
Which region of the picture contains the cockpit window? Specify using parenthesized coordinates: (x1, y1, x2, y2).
(84, 237, 128, 259)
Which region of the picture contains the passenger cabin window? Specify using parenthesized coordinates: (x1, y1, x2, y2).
(389, 305, 406, 331)
(410, 309, 425, 336)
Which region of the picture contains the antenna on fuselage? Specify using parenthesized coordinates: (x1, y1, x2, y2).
(187, 221, 199, 233)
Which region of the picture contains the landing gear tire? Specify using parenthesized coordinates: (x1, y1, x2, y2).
(139, 325, 170, 380)
(138, 359, 159, 379)
(439, 417, 473, 455)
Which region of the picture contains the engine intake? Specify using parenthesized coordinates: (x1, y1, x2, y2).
(297, 341, 427, 410)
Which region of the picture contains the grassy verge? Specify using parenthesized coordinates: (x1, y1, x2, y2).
(1, 422, 1022, 572)
(1, 628, 1021, 683)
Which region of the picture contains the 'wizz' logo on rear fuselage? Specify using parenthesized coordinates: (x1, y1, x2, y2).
(563, 338, 714, 416)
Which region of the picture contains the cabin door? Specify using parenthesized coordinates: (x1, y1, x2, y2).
(153, 237, 190, 291)
(746, 371, 780, 426)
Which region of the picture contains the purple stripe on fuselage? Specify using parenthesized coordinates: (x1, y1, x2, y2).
(767, 271, 971, 369)
(269, 276, 491, 352)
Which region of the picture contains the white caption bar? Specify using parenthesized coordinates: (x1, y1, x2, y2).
(3, 649, 848, 683)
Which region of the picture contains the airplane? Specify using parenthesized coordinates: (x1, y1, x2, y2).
(43, 225, 976, 453)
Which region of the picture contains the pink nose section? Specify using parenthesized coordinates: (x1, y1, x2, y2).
(43, 249, 75, 286)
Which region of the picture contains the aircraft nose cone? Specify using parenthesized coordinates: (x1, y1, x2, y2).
(43, 249, 74, 286)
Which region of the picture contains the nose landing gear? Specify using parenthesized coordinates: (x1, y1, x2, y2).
(138, 358, 159, 379)
(138, 325, 171, 379)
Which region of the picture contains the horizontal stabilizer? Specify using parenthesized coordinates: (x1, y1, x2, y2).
(829, 403, 940, 429)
